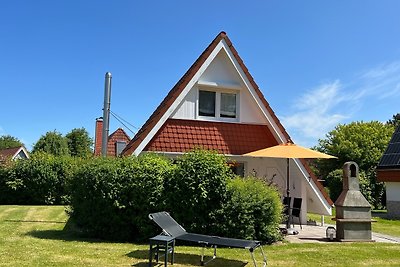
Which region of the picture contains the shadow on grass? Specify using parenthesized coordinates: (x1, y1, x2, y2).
(127, 249, 247, 267)
(5, 219, 66, 224)
(24, 218, 128, 244)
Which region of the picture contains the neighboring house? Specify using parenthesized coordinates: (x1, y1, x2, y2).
(0, 146, 29, 163)
(122, 31, 333, 222)
(94, 117, 131, 157)
(377, 125, 400, 218)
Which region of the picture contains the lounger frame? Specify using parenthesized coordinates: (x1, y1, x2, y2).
(149, 211, 267, 266)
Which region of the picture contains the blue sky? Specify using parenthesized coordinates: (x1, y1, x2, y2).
(1, 1, 400, 150)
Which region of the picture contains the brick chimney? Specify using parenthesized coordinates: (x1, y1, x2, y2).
(94, 117, 103, 156)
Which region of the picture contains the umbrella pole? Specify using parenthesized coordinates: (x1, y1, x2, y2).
(286, 158, 291, 229)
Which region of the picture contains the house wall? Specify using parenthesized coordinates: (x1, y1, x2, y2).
(386, 182, 400, 218)
(171, 87, 197, 119)
(171, 50, 268, 125)
(230, 155, 309, 224)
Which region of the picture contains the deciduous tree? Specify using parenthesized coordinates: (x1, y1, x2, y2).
(315, 121, 394, 208)
(65, 128, 93, 157)
(32, 131, 70, 156)
(0, 135, 23, 150)
(387, 113, 400, 128)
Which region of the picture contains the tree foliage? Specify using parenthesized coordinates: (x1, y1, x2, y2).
(315, 121, 394, 208)
(387, 113, 400, 128)
(0, 135, 23, 150)
(32, 131, 70, 156)
(65, 128, 93, 157)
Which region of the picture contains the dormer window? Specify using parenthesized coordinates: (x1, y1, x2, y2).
(198, 89, 239, 121)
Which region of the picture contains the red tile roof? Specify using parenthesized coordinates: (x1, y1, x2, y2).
(0, 147, 22, 158)
(0, 146, 29, 162)
(107, 128, 131, 156)
(94, 116, 131, 157)
(145, 119, 278, 154)
(121, 31, 290, 156)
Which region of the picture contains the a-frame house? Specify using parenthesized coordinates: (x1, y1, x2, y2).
(122, 32, 333, 221)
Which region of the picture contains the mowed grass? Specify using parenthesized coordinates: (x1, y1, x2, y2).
(1, 206, 400, 267)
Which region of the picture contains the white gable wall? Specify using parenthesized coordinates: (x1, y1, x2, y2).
(171, 86, 197, 119)
(171, 50, 268, 125)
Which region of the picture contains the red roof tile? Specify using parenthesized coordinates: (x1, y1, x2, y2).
(144, 119, 278, 155)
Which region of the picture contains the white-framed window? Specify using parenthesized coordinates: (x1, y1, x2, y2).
(199, 90, 216, 117)
(198, 89, 239, 121)
(220, 93, 237, 118)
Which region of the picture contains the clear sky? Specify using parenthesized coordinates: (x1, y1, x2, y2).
(1, 1, 400, 150)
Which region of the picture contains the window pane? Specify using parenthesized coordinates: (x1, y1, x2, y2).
(220, 93, 236, 118)
(199, 90, 216, 117)
(115, 141, 127, 156)
(230, 162, 245, 177)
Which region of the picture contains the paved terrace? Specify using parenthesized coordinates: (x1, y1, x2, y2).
(284, 224, 400, 243)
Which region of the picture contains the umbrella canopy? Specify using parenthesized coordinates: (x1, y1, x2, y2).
(244, 142, 336, 229)
(244, 142, 337, 159)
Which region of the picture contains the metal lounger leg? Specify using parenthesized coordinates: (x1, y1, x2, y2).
(200, 244, 217, 266)
(249, 245, 268, 267)
(260, 245, 267, 267)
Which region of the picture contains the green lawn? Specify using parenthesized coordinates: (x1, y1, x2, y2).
(1, 206, 400, 266)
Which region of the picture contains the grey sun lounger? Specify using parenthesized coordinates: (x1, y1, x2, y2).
(149, 211, 267, 266)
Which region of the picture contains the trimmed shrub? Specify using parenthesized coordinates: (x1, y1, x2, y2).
(68, 154, 174, 241)
(0, 153, 77, 204)
(219, 177, 283, 243)
(164, 149, 233, 235)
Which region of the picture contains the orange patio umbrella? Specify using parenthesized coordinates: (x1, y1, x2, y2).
(244, 142, 336, 228)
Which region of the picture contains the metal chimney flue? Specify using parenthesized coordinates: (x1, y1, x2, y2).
(101, 72, 112, 157)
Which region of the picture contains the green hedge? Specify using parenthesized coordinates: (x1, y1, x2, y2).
(68, 150, 282, 243)
(1, 149, 283, 243)
(221, 177, 283, 243)
(0, 153, 77, 204)
(68, 154, 174, 241)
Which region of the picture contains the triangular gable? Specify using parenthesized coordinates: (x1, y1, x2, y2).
(122, 31, 333, 206)
(108, 128, 130, 143)
(122, 31, 290, 156)
(0, 146, 29, 160)
(106, 128, 131, 157)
